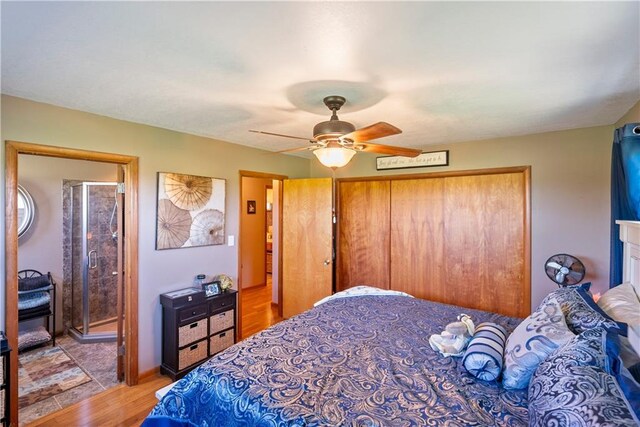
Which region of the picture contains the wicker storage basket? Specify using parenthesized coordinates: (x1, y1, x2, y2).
(178, 341, 207, 370)
(178, 319, 207, 348)
(209, 309, 234, 334)
(209, 330, 234, 355)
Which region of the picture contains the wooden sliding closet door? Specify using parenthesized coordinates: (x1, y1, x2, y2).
(337, 181, 390, 291)
(390, 179, 445, 301)
(443, 173, 528, 317)
(337, 167, 530, 318)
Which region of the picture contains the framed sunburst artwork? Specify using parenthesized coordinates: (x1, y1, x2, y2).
(156, 172, 226, 250)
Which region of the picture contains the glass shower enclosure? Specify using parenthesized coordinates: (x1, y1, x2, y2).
(69, 182, 120, 343)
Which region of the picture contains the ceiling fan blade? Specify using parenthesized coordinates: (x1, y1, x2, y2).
(355, 141, 422, 158)
(341, 122, 402, 143)
(250, 129, 315, 142)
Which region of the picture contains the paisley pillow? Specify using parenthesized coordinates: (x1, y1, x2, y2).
(529, 327, 640, 426)
(543, 283, 627, 335)
(542, 282, 627, 336)
(502, 297, 575, 389)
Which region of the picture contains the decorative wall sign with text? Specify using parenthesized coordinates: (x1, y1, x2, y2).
(156, 172, 226, 250)
(376, 150, 449, 171)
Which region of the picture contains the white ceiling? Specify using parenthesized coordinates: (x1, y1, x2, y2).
(2, 2, 639, 153)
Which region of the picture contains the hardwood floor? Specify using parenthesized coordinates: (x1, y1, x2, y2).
(241, 274, 283, 339)
(25, 373, 171, 427)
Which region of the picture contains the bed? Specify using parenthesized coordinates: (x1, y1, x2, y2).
(144, 221, 640, 426)
(146, 295, 526, 426)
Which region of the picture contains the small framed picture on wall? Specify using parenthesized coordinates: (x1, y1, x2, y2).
(247, 200, 256, 214)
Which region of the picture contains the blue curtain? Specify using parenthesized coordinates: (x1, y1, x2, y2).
(610, 123, 640, 287)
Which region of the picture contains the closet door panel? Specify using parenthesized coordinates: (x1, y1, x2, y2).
(337, 180, 390, 291)
(444, 173, 527, 317)
(390, 179, 445, 300)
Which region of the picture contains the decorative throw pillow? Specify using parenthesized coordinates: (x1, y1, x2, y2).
(502, 297, 575, 389)
(529, 327, 640, 426)
(462, 322, 507, 381)
(543, 283, 627, 335)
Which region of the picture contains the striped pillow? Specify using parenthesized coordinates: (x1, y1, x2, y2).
(462, 322, 508, 381)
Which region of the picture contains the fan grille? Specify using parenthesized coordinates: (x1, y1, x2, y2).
(544, 253, 585, 286)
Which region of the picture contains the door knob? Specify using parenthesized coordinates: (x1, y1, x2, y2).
(323, 259, 331, 266)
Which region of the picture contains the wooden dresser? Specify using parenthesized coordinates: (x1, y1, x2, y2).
(160, 289, 237, 380)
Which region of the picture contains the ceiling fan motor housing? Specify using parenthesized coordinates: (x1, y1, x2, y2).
(313, 95, 356, 140)
(313, 120, 356, 141)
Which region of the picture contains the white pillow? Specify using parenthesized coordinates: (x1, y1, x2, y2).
(597, 283, 640, 325)
(598, 283, 640, 368)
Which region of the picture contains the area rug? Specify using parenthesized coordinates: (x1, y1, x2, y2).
(18, 346, 91, 408)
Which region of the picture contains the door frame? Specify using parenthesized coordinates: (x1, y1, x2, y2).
(5, 140, 140, 426)
(237, 170, 287, 339)
(264, 184, 273, 285)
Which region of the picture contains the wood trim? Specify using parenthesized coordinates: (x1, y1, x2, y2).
(124, 158, 140, 385)
(4, 140, 140, 425)
(523, 166, 532, 315)
(335, 166, 530, 183)
(237, 171, 288, 339)
(277, 180, 284, 317)
(4, 143, 18, 427)
(5, 140, 136, 164)
(239, 170, 288, 180)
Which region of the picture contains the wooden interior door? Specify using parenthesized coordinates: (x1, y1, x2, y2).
(282, 178, 333, 318)
(337, 180, 390, 291)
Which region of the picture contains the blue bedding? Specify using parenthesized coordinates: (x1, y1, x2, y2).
(145, 295, 528, 426)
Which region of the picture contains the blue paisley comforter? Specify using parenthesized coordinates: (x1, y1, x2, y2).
(145, 295, 527, 426)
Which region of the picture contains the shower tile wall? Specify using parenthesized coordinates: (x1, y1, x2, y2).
(87, 185, 118, 325)
(71, 185, 83, 330)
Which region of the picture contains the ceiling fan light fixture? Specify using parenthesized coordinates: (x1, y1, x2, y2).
(313, 146, 356, 168)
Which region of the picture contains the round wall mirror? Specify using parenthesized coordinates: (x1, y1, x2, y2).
(18, 184, 35, 238)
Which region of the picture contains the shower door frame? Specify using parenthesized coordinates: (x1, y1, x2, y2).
(5, 140, 140, 427)
(70, 181, 119, 343)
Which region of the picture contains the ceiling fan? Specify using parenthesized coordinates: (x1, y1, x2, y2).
(250, 96, 422, 168)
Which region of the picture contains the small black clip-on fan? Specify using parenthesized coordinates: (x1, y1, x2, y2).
(545, 253, 586, 287)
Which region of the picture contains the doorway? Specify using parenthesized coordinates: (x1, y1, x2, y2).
(238, 171, 286, 339)
(5, 141, 139, 426)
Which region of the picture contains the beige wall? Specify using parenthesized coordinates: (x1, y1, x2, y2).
(311, 125, 616, 309)
(616, 99, 640, 126)
(240, 176, 272, 289)
(18, 156, 117, 333)
(1, 95, 311, 372)
(3, 94, 639, 371)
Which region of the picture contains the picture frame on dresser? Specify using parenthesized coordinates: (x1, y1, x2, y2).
(202, 281, 221, 297)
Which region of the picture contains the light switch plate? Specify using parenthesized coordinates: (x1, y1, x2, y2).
(228, 235, 235, 246)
